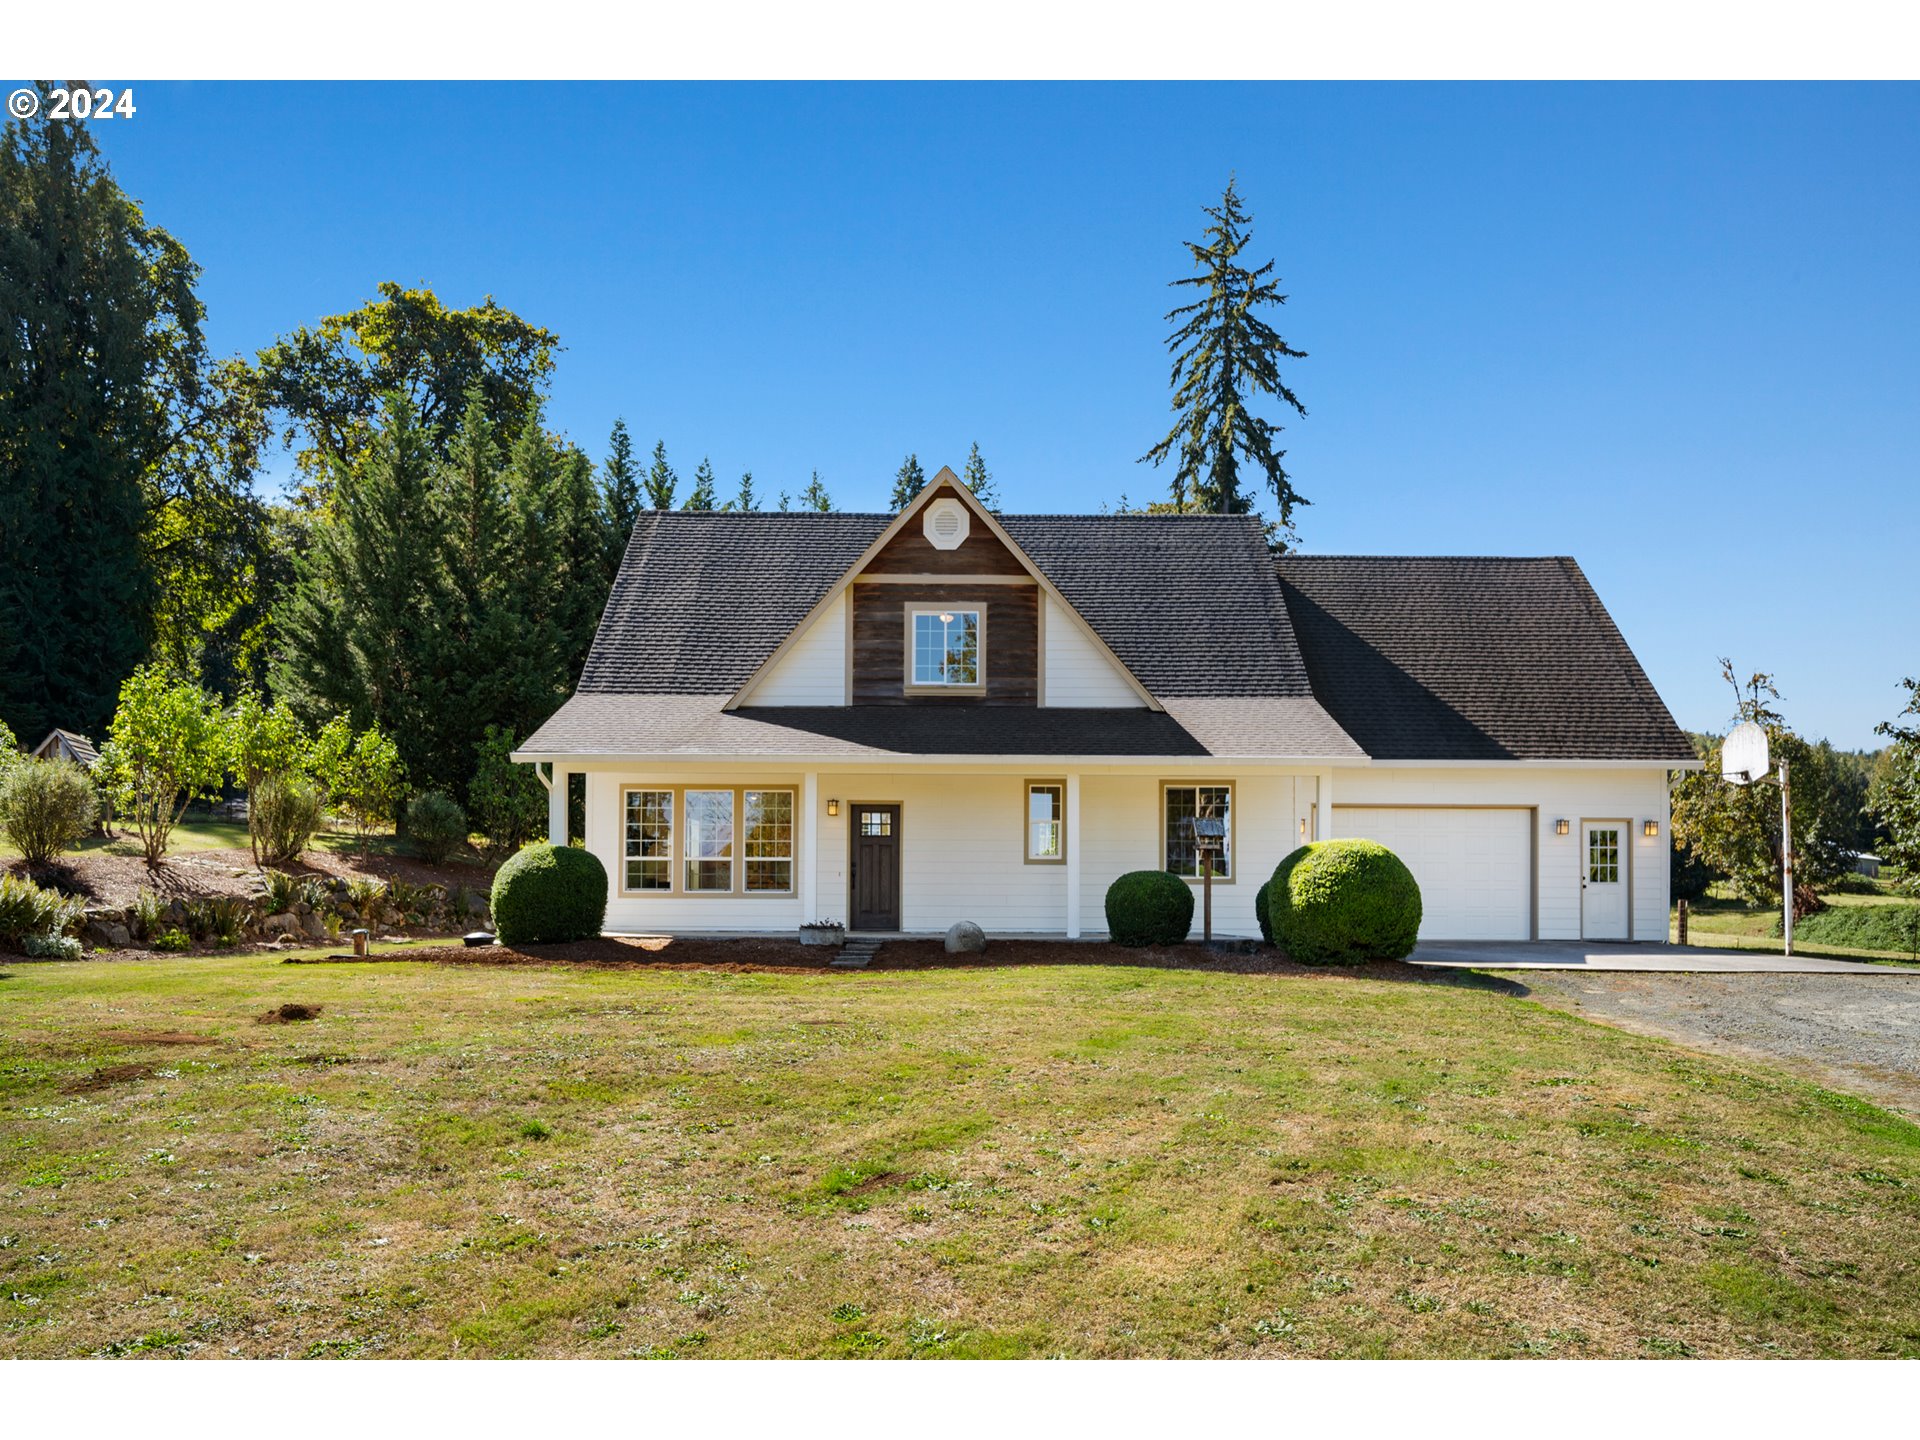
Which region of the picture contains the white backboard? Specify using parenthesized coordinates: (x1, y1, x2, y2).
(1721, 721, 1770, 785)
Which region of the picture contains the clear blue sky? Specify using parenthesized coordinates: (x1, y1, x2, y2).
(86, 81, 1918, 748)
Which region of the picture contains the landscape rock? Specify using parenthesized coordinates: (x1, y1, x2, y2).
(300, 911, 327, 940)
(85, 919, 132, 950)
(944, 920, 987, 955)
(265, 911, 299, 935)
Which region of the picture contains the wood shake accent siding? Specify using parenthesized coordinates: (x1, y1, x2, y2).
(861, 488, 1029, 577)
(852, 582, 1039, 705)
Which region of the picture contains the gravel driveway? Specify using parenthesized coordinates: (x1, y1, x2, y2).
(1519, 971, 1920, 1117)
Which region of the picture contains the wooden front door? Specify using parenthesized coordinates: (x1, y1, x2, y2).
(850, 804, 901, 931)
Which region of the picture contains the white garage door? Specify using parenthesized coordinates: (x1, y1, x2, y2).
(1331, 807, 1531, 940)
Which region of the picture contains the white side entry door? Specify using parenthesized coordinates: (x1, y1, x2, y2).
(1580, 820, 1629, 940)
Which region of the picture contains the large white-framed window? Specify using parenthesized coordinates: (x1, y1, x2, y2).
(1025, 780, 1065, 864)
(684, 789, 735, 892)
(1163, 783, 1234, 881)
(623, 789, 674, 892)
(743, 789, 795, 893)
(908, 606, 984, 690)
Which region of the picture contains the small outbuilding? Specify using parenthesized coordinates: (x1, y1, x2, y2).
(30, 729, 101, 770)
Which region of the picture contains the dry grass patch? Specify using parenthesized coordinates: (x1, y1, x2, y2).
(2, 952, 1918, 1358)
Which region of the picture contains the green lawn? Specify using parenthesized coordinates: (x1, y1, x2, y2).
(0, 817, 417, 862)
(3, 953, 1918, 1358)
(1675, 883, 1920, 966)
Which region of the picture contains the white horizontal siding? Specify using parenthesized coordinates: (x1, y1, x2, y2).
(742, 592, 845, 705)
(1043, 595, 1143, 707)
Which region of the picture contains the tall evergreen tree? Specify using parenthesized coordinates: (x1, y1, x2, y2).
(775, 489, 793, 512)
(961, 442, 995, 506)
(732, 470, 758, 512)
(799, 470, 834, 512)
(0, 86, 226, 737)
(684, 457, 718, 510)
(271, 395, 443, 766)
(889, 453, 926, 509)
(600, 418, 639, 579)
(644, 440, 678, 509)
(1141, 177, 1308, 532)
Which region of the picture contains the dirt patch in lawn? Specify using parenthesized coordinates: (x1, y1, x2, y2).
(259, 1003, 323, 1023)
(62, 1062, 158, 1093)
(97, 1028, 218, 1047)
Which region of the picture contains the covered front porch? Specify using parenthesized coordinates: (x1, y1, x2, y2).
(536, 762, 1332, 941)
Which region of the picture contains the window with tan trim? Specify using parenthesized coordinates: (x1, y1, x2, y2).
(743, 789, 794, 892)
(617, 785, 799, 897)
(907, 606, 984, 690)
(1025, 781, 1064, 863)
(1163, 783, 1233, 880)
(623, 789, 673, 891)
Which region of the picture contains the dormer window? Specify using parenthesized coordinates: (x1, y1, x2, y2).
(908, 606, 984, 691)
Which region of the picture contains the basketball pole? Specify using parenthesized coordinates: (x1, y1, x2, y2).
(1780, 757, 1793, 957)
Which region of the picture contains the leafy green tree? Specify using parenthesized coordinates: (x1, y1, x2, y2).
(1874, 678, 1920, 890)
(470, 724, 545, 857)
(732, 470, 758, 512)
(600, 418, 640, 580)
(310, 717, 403, 855)
(889, 454, 926, 509)
(1669, 662, 1856, 908)
(0, 720, 21, 787)
(249, 281, 558, 504)
(97, 666, 228, 863)
(961, 442, 995, 507)
(685, 457, 718, 510)
(1141, 177, 1308, 532)
(223, 688, 312, 865)
(645, 440, 678, 509)
(799, 470, 834, 512)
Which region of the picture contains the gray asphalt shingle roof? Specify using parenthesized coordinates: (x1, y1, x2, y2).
(1274, 555, 1694, 762)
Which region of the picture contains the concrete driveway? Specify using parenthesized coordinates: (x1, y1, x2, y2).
(1409, 939, 1909, 974)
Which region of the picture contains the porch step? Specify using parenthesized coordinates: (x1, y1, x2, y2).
(830, 939, 882, 971)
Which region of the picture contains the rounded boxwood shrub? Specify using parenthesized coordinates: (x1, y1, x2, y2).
(491, 842, 608, 945)
(1254, 878, 1274, 945)
(1104, 869, 1195, 947)
(407, 790, 469, 865)
(1267, 840, 1422, 965)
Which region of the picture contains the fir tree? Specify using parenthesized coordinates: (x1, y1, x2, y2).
(644, 440, 678, 509)
(889, 453, 926, 509)
(961, 442, 995, 507)
(799, 471, 834, 512)
(1141, 177, 1308, 531)
(776, 489, 793, 512)
(600, 418, 639, 579)
(684, 457, 718, 510)
(733, 470, 758, 512)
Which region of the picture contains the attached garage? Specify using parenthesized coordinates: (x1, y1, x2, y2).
(1331, 806, 1532, 940)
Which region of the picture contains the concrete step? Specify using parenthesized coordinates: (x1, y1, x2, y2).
(830, 939, 882, 971)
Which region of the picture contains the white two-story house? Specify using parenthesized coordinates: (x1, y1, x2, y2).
(516, 468, 1697, 941)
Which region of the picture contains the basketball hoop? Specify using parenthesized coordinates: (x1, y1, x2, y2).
(1721, 721, 1770, 786)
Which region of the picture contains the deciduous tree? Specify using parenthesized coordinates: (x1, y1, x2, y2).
(1873, 678, 1920, 891)
(97, 667, 227, 864)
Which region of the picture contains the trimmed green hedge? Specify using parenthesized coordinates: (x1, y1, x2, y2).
(1779, 902, 1920, 957)
(1104, 869, 1195, 947)
(1254, 879, 1274, 945)
(1267, 840, 1422, 965)
(491, 842, 608, 945)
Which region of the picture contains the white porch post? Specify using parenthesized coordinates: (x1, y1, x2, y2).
(1314, 768, 1334, 840)
(548, 767, 568, 846)
(802, 772, 819, 922)
(1065, 772, 1082, 939)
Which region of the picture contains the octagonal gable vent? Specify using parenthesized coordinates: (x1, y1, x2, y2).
(922, 496, 971, 550)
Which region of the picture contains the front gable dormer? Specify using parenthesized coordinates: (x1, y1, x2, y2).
(728, 469, 1153, 710)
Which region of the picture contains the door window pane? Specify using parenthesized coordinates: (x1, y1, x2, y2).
(685, 789, 734, 891)
(1588, 828, 1620, 884)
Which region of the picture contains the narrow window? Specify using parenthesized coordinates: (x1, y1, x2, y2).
(624, 789, 673, 891)
(743, 789, 795, 893)
(910, 608, 982, 687)
(1026, 782, 1064, 862)
(1164, 784, 1232, 879)
(684, 789, 735, 892)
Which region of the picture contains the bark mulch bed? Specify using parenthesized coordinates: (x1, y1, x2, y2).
(285, 934, 1460, 984)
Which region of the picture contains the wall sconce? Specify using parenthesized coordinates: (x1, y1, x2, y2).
(826, 798, 840, 817)
(1299, 817, 1307, 840)
(1555, 819, 1570, 836)
(1643, 820, 1659, 838)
